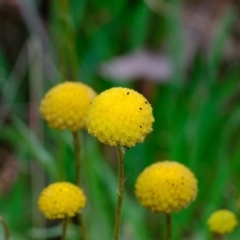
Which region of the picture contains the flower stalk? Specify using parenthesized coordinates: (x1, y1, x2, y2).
(166, 213, 172, 240)
(79, 213, 87, 240)
(61, 216, 68, 240)
(72, 131, 87, 240)
(212, 233, 226, 240)
(72, 131, 81, 185)
(0, 216, 10, 240)
(113, 146, 125, 240)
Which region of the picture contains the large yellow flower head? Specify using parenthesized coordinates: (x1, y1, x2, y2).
(38, 182, 86, 219)
(207, 210, 238, 234)
(40, 81, 96, 131)
(86, 87, 154, 147)
(135, 161, 198, 213)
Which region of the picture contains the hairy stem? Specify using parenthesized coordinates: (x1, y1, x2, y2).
(61, 216, 68, 240)
(72, 131, 81, 186)
(79, 213, 87, 240)
(166, 213, 172, 240)
(72, 131, 87, 240)
(113, 146, 125, 240)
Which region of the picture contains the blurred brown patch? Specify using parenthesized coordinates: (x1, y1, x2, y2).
(0, 141, 18, 195)
(0, 1, 27, 65)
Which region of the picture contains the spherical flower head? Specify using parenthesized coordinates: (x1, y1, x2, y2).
(86, 87, 154, 147)
(38, 182, 86, 219)
(40, 81, 96, 131)
(207, 210, 238, 235)
(135, 161, 198, 213)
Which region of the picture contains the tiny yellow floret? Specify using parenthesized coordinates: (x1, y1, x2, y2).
(86, 87, 154, 147)
(40, 81, 96, 131)
(207, 209, 238, 234)
(38, 182, 86, 219)
(135, 161, 198, 213)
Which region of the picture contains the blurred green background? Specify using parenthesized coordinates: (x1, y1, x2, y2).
(1, 0, 240, 239)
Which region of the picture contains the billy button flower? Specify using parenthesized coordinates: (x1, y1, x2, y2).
(38, 182, 86, 219)
(207, 210, 238, 237)
(86, 87, 154, 147)
(40, 81, 96, 132)
(135, 161, 198, 240)
(86, 87, 154, 240)
(38, 182, 86, 240)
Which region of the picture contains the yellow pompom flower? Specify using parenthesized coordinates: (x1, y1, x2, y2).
(86, 87, 154, 147)
(38, 182, 86, 219)
(40, 81, 96, 131)
(135, 161, 198, 213)
(207, 210, 238, 234)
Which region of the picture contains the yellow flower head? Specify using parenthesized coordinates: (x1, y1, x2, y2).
(207, 210, 238, 235)
(135, 161, 198, 213)
(40, 81, 96, 131)
(86, 87, 154, 147)
(38, 182, 86, 219)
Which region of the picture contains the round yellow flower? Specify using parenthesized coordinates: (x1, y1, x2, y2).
(135, 161, 198, 213)
(38, 182, 86, 219)
(40, 81, 96, 131)
(86, 87, 154, 147)
(207, 210, 238, 234)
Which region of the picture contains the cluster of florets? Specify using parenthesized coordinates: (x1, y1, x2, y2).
(86, 87, 154, 147)
(38, 182, 86, 219)
(135, 161, 198, 213)
(207, 209, 238, 234)
(40, 81, 95, 131)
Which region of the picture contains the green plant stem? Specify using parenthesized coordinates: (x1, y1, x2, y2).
(113, 146, 125, 240)
(0, 216, 10, 240)
(212, 233, 226, 240)
(72, 131, 88, 240)
(61, 216, 68, 240)
(78, 213, 87, 240)
(166, 213, 172, 240)
(72, 131, 81, 185)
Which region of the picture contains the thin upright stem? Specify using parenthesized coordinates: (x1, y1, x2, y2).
(61, 216, 68, 240)
(212, 233, 226, 240)
(79, 213, 87, 240)
(72, 131, 87, 240)
(166, 213, 172, 240)
(72, 131, 81, 186)
(0, 216, 10, 240)
(113, 146, 125, 240)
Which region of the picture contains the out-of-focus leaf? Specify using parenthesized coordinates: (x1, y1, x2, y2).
(12, 117, 57, 180)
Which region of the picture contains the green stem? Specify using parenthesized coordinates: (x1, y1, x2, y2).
(113, 146, 125, 240)
(0, 216, 10, 240)
(61, 216, 68, 240)
(78, 213, 87, 240)
(166, 213, 172, 240)
(72, 131, 81, 186)
(212, 233, 226, 240)
(72, 131, 88, 240)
